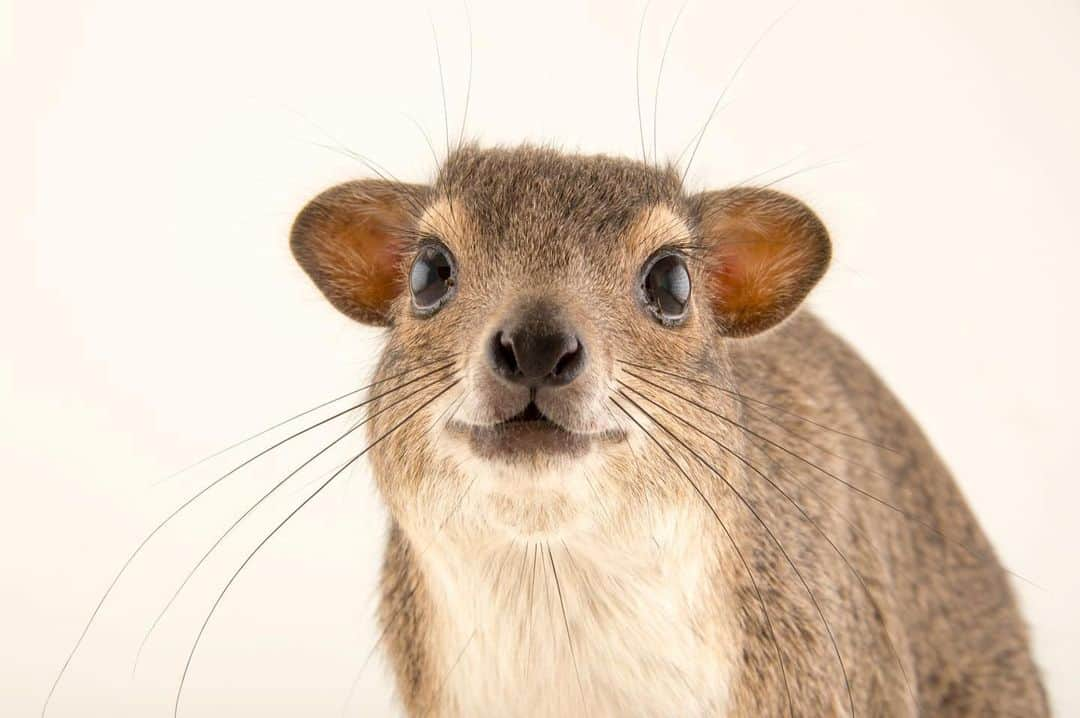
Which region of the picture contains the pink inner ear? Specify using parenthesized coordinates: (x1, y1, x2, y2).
(704, 197, 828, 336)
(709, 223, 778, 311)
(293, 185, 415, 326)
(329, 206, 409, 319)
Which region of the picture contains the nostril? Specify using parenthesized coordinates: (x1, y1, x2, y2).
(491, 330, 520, 376)
(550, 336, 585, 384)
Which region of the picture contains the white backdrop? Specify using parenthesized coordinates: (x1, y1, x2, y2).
(3, 0, 1078, 715)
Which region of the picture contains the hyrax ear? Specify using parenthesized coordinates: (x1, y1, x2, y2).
(694, 187, 831, 337)
(290, 180, 428, 325)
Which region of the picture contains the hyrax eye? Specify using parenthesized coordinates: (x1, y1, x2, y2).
(640, 252, 691, 324)
(410, 242, 456, 313)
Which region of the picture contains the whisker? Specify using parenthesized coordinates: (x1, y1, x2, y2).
(425, 387, 470, 442)
(492, 541, 520, 595)
(679, 2, 798, 185)
(580, 470, 613, 526)
(430, 18, 452, 161)
(738, 400, 893, 480)
(672, 100, 728, 171)
(134, 368, 458, 672)
(427, 628, 476, 717)
(651, 0, 688, 166)
(172, 379, 460, 717)
(557, 541, 596, 621)
(427, 16, 461, 221)
(310, 142, 431, 219)
(604, 393, 643, 488)
(749, 432, 924, 711)
(283, 105, 430, 219)
(340, 470, 480, 716)
(443, 389, 470, 429)
(634, 0, 652, 164)
(617, 390, 855, 718)
(39, 357, 454, 717)
(517, 541, 532, 607)
(291, 111, 465, 246)
(312, 140, 459, 243)
(527, 541, 540, 669)
(733, 149, 810, 187)
(151, 386, 361, 488)
(608, 397, 795, 718)
(154, 360, 458, 488)
(620, 367, 1041, 587)
(404, 113, 443, 177)
(757, 158, 845, 190)
(457, 0, 474, 153)
(547, 542, 588, 715)
(617, 359, 899, 453)
(621, 381, 917, 709)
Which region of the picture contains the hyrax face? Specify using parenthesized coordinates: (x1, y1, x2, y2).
(291, 145, 829, 536)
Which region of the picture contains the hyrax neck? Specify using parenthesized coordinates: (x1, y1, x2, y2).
(412, 502, 737, 718)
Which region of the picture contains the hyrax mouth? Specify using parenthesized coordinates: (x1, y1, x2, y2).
(458, 400, 592, 462)
(504, 401, 550, 425)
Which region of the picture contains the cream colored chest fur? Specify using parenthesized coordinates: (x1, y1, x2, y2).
(415, 511, 736, 718)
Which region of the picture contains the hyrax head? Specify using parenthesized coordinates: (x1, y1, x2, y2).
(291, 145, 829, 535)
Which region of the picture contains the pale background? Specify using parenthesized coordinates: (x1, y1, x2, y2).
(3, 0, 1078, 715)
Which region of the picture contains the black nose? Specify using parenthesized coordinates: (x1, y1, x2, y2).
(488, 320, 586, 388)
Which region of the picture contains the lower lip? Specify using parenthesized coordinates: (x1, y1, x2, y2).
(450, 420, 619, 462)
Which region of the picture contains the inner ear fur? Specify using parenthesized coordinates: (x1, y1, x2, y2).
(290, 180, 427, 326)
(694, 187, 831, 337)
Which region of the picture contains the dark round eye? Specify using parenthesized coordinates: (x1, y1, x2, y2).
(409, 242, 456, 313)
(641, 252, 691, 323)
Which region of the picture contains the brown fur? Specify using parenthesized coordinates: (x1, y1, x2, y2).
(291, 145, 1048, 716)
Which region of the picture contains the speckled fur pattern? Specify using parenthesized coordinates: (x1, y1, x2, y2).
(292, 145, 1049, 717)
